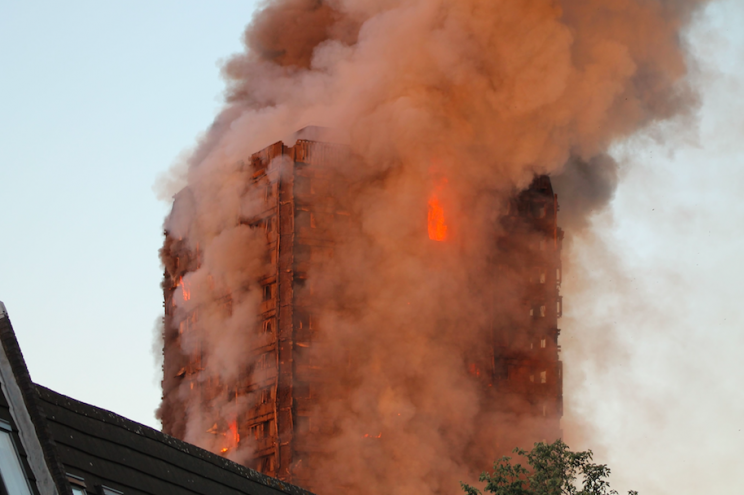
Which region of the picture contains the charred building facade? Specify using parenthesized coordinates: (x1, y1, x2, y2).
(159, 131, 563, 489)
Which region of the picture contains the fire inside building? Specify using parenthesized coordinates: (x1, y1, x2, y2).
(159, 128, 564, 490)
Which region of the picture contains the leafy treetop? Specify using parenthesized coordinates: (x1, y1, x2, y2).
(461, 439, 637, 495)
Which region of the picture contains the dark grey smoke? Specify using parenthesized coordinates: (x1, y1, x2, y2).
(552, 154, 620, 232)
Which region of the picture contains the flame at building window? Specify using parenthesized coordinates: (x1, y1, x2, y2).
(179, 276, 191, 301)
(217, 419, 240, 454)
(428, 178, 449, 242)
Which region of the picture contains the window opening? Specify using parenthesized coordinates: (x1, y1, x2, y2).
(264, 217, 275, 233)
(260, 455, 275, 473)
(67, 474, 88, 495)
(540, 338, 547, 349)
(0, 425, 32, 495)
(540, 371, 547, 384)
(296, 313, 312, 330)
(263, 284, 273, 301)
(100, 487, 124, 495)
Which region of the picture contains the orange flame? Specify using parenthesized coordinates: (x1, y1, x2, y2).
(468, 363, 481, 377)
(180, 276, 191, 301)
(228, 420, 240, 445)
(428, 178, 449, 241)
(218, 420, 240, 455)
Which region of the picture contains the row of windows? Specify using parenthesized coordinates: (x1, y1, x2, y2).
(247, 419, 275, 440)
(528, 267, 561, 285)
(529, 338, 548, 350)
(529, 371, 549, 384)
(529, 300, 562, 318)
(68, 473, 122, 495)
(257, 386, 273, 404)
(254, 353, 274, 370)
(261, 315, 313, 330)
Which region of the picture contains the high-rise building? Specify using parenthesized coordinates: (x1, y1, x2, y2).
(159, 129, 563, 487)
(491, 175, 563, 440)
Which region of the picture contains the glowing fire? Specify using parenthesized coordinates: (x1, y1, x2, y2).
(428, 179, 448, 241)
(179, 276, 191, 301)
(228, 420, 240, 444)
(468, 363, 481, 377)
(363, 432, 382, 439)
(209, 420, 240, 455)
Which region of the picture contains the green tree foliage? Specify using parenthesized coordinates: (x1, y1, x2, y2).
(461, 440, 637, 495)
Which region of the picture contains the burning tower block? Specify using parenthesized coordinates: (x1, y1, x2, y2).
(159, 128, 563, 488)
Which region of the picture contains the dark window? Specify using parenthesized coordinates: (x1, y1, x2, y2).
(260, 455, 275, 473)
(263, 284, 274, 301)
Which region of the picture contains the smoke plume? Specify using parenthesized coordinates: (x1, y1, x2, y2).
(158, 0, 707, 493)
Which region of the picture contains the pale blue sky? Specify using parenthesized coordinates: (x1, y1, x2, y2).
(1, 2, 743, 494)
(0, 0, 258, 430)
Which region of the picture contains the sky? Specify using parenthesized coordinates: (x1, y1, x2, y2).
(0, 1, 742, 494)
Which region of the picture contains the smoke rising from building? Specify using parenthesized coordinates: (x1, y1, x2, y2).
(158, 1, 707, 493)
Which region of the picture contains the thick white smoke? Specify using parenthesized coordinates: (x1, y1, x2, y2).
(158, 1, 708, 493)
